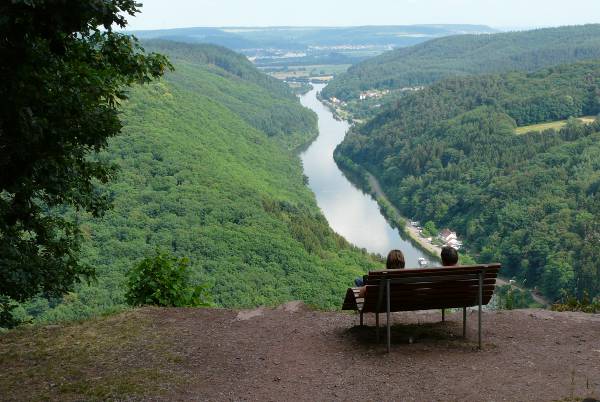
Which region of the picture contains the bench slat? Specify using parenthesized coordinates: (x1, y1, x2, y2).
(368, 264, 500, 276)
(364, 291, 495, 303)
(365, 277, 496, 286)
(341, 264, 500, 311)
(364, 282, 496, 290)
(363, 288, 495, 300)
(362, 295, 494, 311)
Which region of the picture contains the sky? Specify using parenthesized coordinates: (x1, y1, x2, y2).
(125, 0, 600, 31)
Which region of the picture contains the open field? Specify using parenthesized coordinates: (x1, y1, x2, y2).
(515, 116, 597, 134)
(264, 64, 351, 81)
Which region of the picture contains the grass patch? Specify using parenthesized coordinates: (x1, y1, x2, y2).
(515, 116, 597, 134)
(0, 308, 182, 401)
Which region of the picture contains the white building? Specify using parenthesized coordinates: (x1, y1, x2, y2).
(439, 228, 457, 243)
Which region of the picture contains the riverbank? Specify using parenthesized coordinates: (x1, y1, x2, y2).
(340, 152, 551, 306)
(332, 149, 440, 262)
(365, 169, 550, 305)
(365, 172, 442, 258)
(299, 85, 431, 264)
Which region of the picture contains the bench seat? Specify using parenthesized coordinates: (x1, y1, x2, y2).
(342, 264, 501, 352)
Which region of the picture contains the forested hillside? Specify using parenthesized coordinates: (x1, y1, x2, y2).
(324, 24, 600, 101)
(142, 40, 318, 149)
(16, 42, 379, 323)
(335, 61, 600, 301)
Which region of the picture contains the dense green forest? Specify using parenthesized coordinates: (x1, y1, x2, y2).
(14, 42, 379, 323)
(335, 61, 600, 301)
(324, 24, 600, 101)
(141, 40, 318, 149)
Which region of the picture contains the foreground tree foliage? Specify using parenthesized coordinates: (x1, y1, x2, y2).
(0, 0, 171, 315)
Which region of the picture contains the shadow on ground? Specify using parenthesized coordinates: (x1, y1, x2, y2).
(342, 319, 482, 351)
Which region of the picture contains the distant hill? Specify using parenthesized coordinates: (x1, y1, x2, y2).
(324, 24, 600, 100)
(335, 61, 600, 301)
(133, 25, 495, 49)
(131, 25, 496, 66)
(19, 41, 379, 323)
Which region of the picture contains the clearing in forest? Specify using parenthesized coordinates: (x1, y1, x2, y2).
(515, 116, 597, 134)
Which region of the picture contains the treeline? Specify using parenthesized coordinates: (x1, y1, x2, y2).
(336, 61, 600, 301)
(324, 24, 600, 101)
(15, 42, 379, 323)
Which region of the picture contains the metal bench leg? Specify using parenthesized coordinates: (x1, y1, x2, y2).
(386, 279, 391, 353)
(360, 311, 363, 327)
(441, 309, 445, 322)
(478, 272, 483, 349)
(462, 307, 467, 338)
(376, 313, 380, 342)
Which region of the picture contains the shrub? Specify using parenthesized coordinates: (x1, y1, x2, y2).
(423, 221, 438, 238)
(125, 250, 211, 307)
(0, 296, 21, 329)
(552, 292, 600, 313)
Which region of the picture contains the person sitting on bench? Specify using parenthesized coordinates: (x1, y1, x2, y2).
(355, 249, 405, 296)
(441, 246, 459, 266)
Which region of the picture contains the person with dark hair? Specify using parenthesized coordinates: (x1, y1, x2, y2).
(385, 249, 405, 270)
(441, 246, 459, 266)
(355, 249, 405, 295)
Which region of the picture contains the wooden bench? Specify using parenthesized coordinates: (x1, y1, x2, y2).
(342, 263, 501, 352)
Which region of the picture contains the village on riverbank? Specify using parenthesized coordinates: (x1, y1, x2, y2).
(363, 171, 458, 261)
(407, 221, 463, 265)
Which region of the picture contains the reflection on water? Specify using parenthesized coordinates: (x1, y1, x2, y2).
(299, 84, 431, 267)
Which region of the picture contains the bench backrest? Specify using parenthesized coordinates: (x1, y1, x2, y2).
(358, 264, 500, 313)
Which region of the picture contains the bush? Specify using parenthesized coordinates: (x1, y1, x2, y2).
(494, 284, 538, 309)
(0, 296, 21, 329)
(125, 250, 211, 307)
(552, 292, 600, 313)
(423, 221, 438, 238)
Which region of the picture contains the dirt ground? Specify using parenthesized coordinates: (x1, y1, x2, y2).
(1, 303, 600, 401)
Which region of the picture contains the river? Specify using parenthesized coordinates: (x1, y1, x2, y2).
(299, 84, 432, 267)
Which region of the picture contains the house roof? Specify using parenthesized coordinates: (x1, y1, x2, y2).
(440, 228, 453, 238)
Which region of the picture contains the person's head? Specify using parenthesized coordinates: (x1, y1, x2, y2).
(441, 246, 459, 266)
(386, 249, 405, 270)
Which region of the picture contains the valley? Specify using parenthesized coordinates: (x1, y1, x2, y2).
(324, 24, 600, 119)
(131, 25, 496, 69)
(4, 3, 600, 400)
(299, 84, 432, 264)
(335, 60, 600, 301)
(12, 43, 382, 324)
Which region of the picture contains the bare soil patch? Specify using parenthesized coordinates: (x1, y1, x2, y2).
(1, 305, 599, 401)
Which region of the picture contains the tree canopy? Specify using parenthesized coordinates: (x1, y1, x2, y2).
(336, 61, 600, 301)
(0, 0, 171, 305)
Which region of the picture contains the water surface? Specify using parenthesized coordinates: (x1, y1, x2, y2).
(299, 84, 431, 267)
